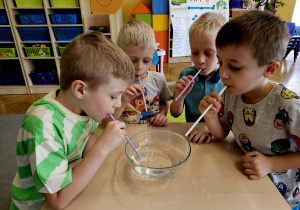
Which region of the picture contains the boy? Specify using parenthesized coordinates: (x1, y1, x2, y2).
(170, 12, 226, 144)
(103, 19, 172, 126)
(10, 32, 135, 209)
(199, 11, 300, 209)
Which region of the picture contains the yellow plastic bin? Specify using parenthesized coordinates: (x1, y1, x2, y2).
(50, 0, 79, 7)
(0, 0, 4, 9)
(15, 0, 43, 8)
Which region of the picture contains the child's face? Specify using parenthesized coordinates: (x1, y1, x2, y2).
(80, 77, 129, 122)
(217, 45, 268, 96)
(122, 45, 155, 81)
(190, 34, 219, 77)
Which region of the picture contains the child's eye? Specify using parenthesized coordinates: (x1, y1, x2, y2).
(218, 62, 223, 66)
(144, 60, 151, 64)
(205, 51, 214, 56)
(111, 96, 118, 100)
(131, 59, 137, 63)
(192, 52, 198, 55)
(229, 65, 241, 71)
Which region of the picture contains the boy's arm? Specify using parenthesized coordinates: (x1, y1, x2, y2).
(170, 76, 194, 118)
(151, 101, 169, 126)
(102, 84, 144, 126)
(199, 92, 230, 140)
(43, 121, 127, 209)
(242, 151, 300, 180)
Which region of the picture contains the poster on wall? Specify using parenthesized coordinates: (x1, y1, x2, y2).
(169, 0, 229, 57)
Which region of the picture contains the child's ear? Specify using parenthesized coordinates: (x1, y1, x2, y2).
(72, 80, 86, 99)
(264, 61, 280, 78)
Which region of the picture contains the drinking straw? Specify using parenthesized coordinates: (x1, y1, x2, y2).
(175, 69, 202, 101)
(138, 76, 148, 111)
(109, 114, 143, 160)
(185, 86, 227, 137)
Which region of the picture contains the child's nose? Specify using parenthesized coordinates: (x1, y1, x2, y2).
(114, 98, 122, 108)
(219, 67, 229, 80)
(197, 54, 205, 65)
(136, 61, 143, 70)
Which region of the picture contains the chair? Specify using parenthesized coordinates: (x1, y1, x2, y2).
(153, 43, 166, 73)
(284, 22, 300, 62)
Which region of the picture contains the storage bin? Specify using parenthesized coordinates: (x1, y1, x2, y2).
(24, 46, 51, 57)
(52, 27, 83, 41)
(49, 14, 77, 24)
(50, 0, 79, 7)
(0, 14, 8, 25)
(0, 0, 4, 8)
(0, 74, 25, 85)
(19, 14, 46, 24)
(15, 0, 43, 8)
(18, 27, 50, 41)
(0, 28, 14, 42)
(58, 45, 67, 56)
(0, 48, 16, 57)
(29, 72, 59, 85)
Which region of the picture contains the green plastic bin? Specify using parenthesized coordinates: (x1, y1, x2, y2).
(50, 0, 79, 7)
(58, 46, 66, 56)
(24, 47, 51, 57)
(0, 48, 16, 57)
(15, 0, 43, 8)
(0, 0, 4, 9)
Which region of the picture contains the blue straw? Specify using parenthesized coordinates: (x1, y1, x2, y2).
(175, 69, 202, 101)
(109, 114, 143, 160)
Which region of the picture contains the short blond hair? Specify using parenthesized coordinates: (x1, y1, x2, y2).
(216, 10, 290, 66)
(189, 12, 227, 39)
(60, 31, 135, 90)
(117, 19, 156, 51)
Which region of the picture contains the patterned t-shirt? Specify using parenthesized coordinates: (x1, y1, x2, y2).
(219, 82, 300, 208)
(120, 71, 172, 124)
(10, 89, 98, 210)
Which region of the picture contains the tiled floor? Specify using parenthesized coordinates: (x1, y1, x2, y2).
(0, 52, 298, 115)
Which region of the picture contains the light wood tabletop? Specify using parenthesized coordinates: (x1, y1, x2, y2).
(42, 123, 290, 210)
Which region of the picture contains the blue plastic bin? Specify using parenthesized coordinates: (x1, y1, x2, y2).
(0, 14, 8, 25)
(0, 74, 25, 85)
(49, 14, 77, 24)
(19, 14, 46, 24)
(17, 27, 50, 41)
(152, 0, 169, 14)
(29, 72, 59, 85)
(52, 27, 83, 41)
(231, 0, 243, 8)
(0, 28, 14, 42)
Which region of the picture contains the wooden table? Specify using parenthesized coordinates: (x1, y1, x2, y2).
(43, 123, 290, 210)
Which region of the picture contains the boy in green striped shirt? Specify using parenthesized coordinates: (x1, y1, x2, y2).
(10, 32, 135, 210)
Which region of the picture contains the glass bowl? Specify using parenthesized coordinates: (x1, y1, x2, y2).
(125, 130, 191, 180)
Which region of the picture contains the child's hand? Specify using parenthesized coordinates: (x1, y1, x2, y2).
(122, 84, 145, 104)
(99, 120, 127, 154)
(187, 125, 212, 144)
(150, 113, 168, 126)
(199, 92, 222, 119)
(242, 151, 273, 180)
(174, 76, 194, 100)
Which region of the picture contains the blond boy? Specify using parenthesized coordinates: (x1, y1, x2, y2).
(170, 12, 226, 143)
(103, 19, 172, 126)
(10, 32, 134, 209)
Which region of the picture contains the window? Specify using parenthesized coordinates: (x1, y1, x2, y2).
(292, 0, 300, 25)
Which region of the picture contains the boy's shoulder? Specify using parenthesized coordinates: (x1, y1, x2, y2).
(180, 66, 198, 76)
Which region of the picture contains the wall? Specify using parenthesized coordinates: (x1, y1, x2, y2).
(276, 0, 296, 22)
(122, 0, 152, 23)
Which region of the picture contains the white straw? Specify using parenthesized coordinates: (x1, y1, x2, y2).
(185, 86, 227, 137)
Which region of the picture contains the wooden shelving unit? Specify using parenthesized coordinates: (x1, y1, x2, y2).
(1, 0, 122, 94)
(0, 1, 29, 94)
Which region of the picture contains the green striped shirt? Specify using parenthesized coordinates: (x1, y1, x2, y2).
(11, 90, 98, 210)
